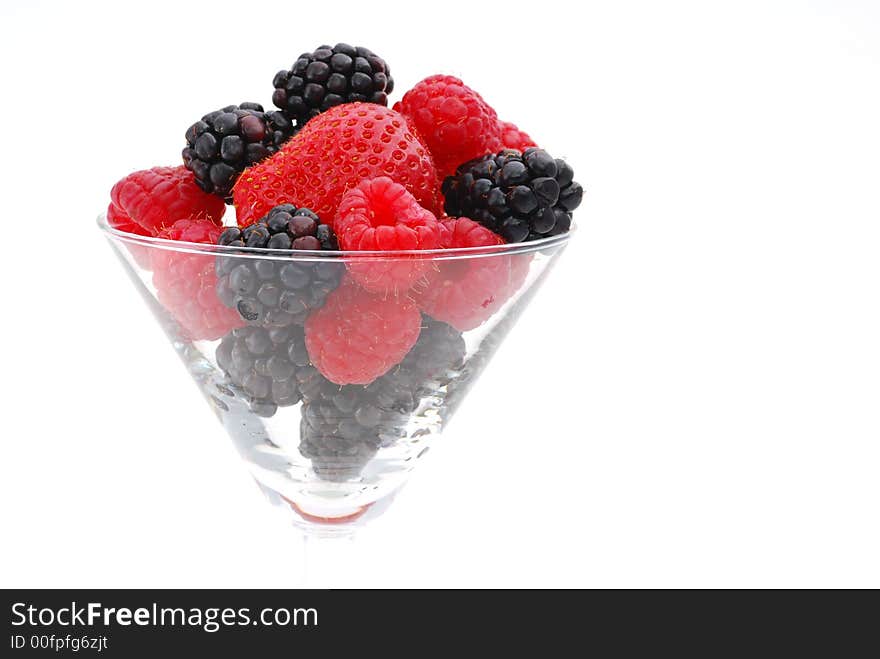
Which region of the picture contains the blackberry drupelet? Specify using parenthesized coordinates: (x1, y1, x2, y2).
(296, 316, 466, 481)
(441, 148, 584, 243)
(215, 324, 310, 417)
(215, 204, 341, 328)
(272, 43, 394, 125)
(182, 103, 296, 199)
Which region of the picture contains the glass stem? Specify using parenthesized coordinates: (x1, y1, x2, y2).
(300, 531, 358, 588)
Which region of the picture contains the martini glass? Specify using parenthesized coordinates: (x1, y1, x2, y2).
(99, 215, 570, 585)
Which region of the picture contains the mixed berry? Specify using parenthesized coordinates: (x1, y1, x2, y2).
(272, 43, 394, 125)
(105, 42, 583, 480)
(183, 103, 295, 199)
(215, 205, 340, 327)
(442, 148, 582, 242)
(216, 325, 311, 417)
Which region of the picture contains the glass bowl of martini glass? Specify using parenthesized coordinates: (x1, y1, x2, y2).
(99, 212, 571, 582)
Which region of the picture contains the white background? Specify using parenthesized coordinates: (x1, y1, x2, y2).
(0, 0, 878, 588)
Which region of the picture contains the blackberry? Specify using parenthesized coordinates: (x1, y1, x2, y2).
(389, 316, 466, 395)
(182, 103, 296, 199)
(441, 148, 584, 243)
(297, 317, 466, 481)
(272, 43, 393, 125)
(297, 367, 417, 481)
(215, 204, 342, 327)
(216, 325, 310, 417)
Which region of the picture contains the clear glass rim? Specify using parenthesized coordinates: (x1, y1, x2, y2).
(96, 213, 572, 261)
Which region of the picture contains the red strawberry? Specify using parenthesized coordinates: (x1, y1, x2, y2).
(393, 75, 503, 178)
(233, 104, 440, 226)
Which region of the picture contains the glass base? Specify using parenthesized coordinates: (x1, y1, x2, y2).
(256, 480, 399, 536)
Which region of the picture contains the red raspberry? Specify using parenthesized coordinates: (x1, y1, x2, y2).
(437, 215, 504, 249)
(498, 120, 537, 151)
(393, 75, 503, 178)
(414, 218, 531, 331)
(150, 218, 245, 341)
(155, 217, 221, 243)
(107, 206, 150, 236)
(106, 205, 154, 271)
(233, 104, 440, 227)
(108, 166, 226, 236)
(305, 280, 421, 385)
(335, 177, 442, 293)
